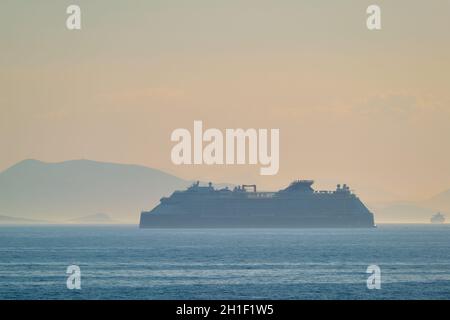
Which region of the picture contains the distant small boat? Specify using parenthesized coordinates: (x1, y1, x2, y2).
(431, 212, 445, 224)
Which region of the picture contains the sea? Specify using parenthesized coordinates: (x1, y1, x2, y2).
(0, 224, 449, 300)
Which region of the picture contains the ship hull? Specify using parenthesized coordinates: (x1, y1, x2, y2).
(139, 196, 375, 228)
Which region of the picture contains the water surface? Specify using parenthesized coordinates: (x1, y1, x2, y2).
(0, 225, 449, 299)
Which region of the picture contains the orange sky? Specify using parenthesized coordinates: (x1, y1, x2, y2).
(1, 0, 450, 202)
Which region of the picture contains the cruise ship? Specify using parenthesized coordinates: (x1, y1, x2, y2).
(431, 212, 445, 224)
(139, 180, 376, 228)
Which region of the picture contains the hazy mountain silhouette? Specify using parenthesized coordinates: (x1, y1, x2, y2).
(369, 188, 450, 223)
(422, 189, 450, 214)
(0, 214, 48, 224)
(369, 202, 438, 223)
(0, 159, 191, 223)
(0, 159, 447, 224)
(67, 213, 116, 224)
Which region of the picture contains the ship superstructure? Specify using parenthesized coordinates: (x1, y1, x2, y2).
(139, 180, 375, 228)
(431, 212, 445, 224)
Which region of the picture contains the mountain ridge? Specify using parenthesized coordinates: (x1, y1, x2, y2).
(1, 159, 449, 224)
(0, 159, 191, 223)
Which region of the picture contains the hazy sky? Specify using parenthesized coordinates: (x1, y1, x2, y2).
(1, 0, 450, 202)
